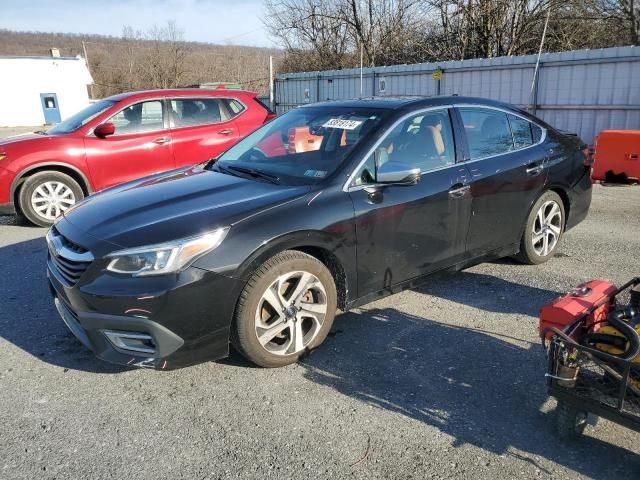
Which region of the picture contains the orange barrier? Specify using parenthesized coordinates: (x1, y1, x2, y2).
(592, 130, 640, 183)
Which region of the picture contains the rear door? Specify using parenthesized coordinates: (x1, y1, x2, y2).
(455, 106, 548, 258)
(349, 108, 472, 297)
(168, 97, 242, 166)
(84, 99, 175, 191)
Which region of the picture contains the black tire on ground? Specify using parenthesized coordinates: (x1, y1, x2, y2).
(231, 250, 337, 368)
(17, 171, 84, 227)
(556, 401, 588, 440)
(514, 190, 566, 265)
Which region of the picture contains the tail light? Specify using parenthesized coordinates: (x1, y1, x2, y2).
(0, 151, 6, 162)
(264, 112, 277, 123)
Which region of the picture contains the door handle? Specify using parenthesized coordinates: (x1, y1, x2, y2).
(449, 184, 470, 198)
(526, 164, 544, 176)
(152, 137, 171, 145)
(218, 128, 234, 135)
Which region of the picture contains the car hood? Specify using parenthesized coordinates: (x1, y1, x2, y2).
(61, 166, 311, 250)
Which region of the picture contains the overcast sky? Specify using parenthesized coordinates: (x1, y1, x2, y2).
(0, 0, 273, 47)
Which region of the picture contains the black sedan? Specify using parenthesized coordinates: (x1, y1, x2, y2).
(46, 96, 592, 369)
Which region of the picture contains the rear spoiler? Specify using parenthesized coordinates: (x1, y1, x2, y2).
(558, 129, 579, 137)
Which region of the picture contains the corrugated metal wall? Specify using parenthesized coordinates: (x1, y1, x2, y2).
(274, 46, 640, 143)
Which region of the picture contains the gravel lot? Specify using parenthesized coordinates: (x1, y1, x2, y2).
(1, 185, 639, 479)
(0, 126, 42, 138)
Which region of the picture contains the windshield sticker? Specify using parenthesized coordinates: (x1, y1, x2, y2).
(304, 169, 327, 178)
(322, 118, 363, 130)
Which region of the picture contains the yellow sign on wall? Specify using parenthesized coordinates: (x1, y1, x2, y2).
(432, 69, 443, 81)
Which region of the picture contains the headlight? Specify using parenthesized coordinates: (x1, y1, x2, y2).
(0, 152, 7, 162)
(106, 228, 229, 276)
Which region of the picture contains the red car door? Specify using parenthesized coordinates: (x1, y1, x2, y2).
(168, 97, 241, 166)
(84, 99, 175, 190)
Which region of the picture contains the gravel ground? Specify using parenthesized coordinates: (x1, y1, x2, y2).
(0, 126, 43, 138)
(1, 185, 639, 479)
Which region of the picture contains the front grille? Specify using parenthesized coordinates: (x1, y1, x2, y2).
(47, 227, 94, 286)
(56, 230, 88, 254)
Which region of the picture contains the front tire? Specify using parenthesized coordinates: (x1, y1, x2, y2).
(232, 250, 337, 368)
(556, 402, 588, 440)
(515, 191, 565, 264)
(18, 171, 84, 227)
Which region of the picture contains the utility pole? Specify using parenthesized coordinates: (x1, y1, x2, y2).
(529, 5, 551, 114)
(360, 42, 364, 98)
(82, 41, 95, 100)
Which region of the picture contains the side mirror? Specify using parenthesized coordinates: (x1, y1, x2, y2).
(94, 122, 115, 138)
(376, 161, 421, 185)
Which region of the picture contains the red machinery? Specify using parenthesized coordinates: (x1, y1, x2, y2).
(541, 278, 640, 439)
(592, 130, 640, 183)
(539, 280, 617, 340)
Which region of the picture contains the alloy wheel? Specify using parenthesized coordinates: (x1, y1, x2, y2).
(30, 181, 76, 221)
(254, 270, 328, 356)
(532, 200, 562, 256)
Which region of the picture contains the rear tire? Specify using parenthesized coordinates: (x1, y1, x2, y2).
(231, 250, 337, 368)
(18, 171, 84, 227)
(514, 191, 565, 264)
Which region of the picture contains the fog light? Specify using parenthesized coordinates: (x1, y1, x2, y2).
(103, 330, 156, 354)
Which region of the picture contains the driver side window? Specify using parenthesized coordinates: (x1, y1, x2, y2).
(352, 109, 456, 186)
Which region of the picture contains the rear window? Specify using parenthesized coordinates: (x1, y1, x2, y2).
(459, 108, 514, 159)
(170, 98, 246, 127)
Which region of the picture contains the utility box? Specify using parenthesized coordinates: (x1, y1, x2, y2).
(592, 130, 640, 183)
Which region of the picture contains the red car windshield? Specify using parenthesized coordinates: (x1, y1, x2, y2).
(211, 106, 389, 185)
(47, 100, 116, 135)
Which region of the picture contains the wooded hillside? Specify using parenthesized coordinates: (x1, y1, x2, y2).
(0, 26, 282, 98)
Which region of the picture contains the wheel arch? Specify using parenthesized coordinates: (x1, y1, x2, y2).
(547, 185, 571, 228)
(11, 162, 93, 210)
(231, 230, 355, 311)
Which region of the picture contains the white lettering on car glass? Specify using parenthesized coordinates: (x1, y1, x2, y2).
(322, 119, 363, 130)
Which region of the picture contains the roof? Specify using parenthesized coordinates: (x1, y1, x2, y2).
(298, 95, 514, 111)
(106, 88, 259, 102)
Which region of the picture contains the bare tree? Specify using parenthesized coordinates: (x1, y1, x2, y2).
(135, 21, 191, 89)
(265, 0, 638, 72)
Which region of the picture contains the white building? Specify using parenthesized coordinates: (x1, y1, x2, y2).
(0, 53, 94, 127)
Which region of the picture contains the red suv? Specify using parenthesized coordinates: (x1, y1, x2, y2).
(0, 89, 275, 226)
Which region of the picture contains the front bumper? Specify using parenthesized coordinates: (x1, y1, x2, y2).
(0, 166, 15, 212)
(47, 255, 244, 370)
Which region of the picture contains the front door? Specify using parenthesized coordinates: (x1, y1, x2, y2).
(348, 108, 472, 297)
(40, 93, 61, 124)
(455, 107, 548, 258)
(84, 99, 175, 191)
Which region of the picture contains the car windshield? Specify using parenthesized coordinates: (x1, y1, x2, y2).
(47, 100, 116, 134)
(209, 106, 389, 185)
